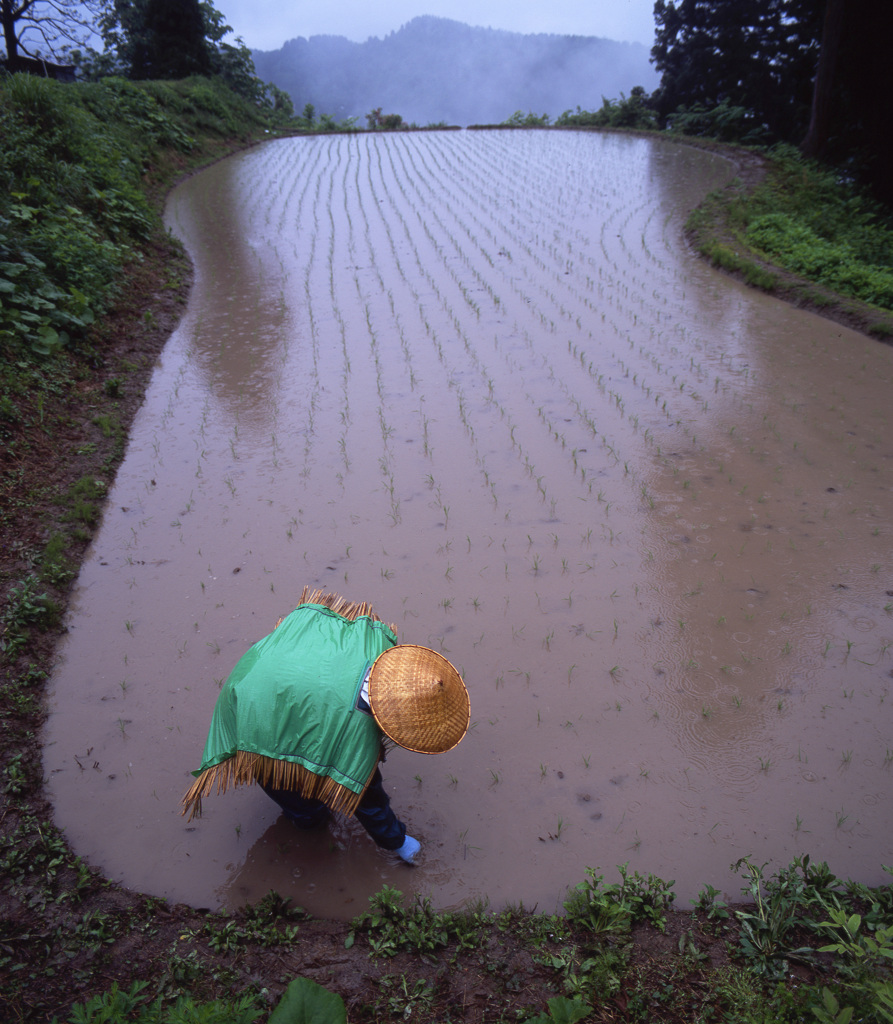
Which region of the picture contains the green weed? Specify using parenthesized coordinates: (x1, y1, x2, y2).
(731, 856, 833, 979)
(564, 863, 676, 936)
(1, 574, 59, 656)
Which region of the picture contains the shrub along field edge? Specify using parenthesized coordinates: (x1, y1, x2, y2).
(1, 78, 892, 1022)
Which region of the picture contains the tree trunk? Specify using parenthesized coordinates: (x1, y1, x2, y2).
(2, 0, 21, 65)
(800, 0, 846, 157)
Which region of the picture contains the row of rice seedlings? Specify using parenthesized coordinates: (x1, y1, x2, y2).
(286, 136, 484, 546)
(311, 140, 749, 643)
(383, 136, 647, 516)
(407, 137, 695, 454)
(450, 136, 819, 751)
(330, 145, 403, 529)
(309, 138, 385, 497)
(394, 132, 733, 542)
(360, 139, 523, 513)
(354, 143, 607, 616)
(436, 133, 756, 421)
(420, 137, 860, 664)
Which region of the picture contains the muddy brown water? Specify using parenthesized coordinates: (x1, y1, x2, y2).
(44, 130, 893, 919)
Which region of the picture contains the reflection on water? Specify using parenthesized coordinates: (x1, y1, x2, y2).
(168, 154, 295, 425)
(44, 131, 893, 918)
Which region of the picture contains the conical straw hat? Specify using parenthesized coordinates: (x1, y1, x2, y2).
(368, 645, 470, 754)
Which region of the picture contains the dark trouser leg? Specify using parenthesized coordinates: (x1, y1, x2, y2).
(260, 781, 330, 829)
(354, 769, 406, 850)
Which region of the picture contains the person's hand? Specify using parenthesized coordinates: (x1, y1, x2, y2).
(396, 835, 421, 864)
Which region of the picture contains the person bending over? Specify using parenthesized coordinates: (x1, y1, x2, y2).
(182, 587, 470, 864)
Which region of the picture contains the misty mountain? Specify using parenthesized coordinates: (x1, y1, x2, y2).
(251, 16, 659, 126)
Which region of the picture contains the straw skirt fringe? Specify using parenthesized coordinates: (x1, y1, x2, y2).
(181, 751, 377, 821)
(292, 585, 397, 635)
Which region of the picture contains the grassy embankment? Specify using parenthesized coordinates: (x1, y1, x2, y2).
(685, 144, 893, 339)
(1, 75, 893, 1023)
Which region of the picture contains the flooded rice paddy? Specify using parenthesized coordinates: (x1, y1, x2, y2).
(45, 130, 893, 918)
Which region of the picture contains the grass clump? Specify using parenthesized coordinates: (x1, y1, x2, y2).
(66, 981, 262, 1024)
(62, 474, 109, 530)
(345, 884, 489, 956)
(0, 575, 59, 657)
(328, 859, 893, 1022)
(66, 976, 349, 1024)
(564, 862, 676, 935)
(698, 236, 780, 292)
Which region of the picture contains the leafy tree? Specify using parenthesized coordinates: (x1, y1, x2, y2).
(650, 0, 821, 142)
(198, 0, 258, 99)
(129, 0, 210, 80)
(86, 0, 290, 114)
(664, 97, 758, 142)
(259, 80, 293, 118)
(503, 110, 551, 126)
(651, 0, 892, 207)
(95, 0, 228, 82)
(1, 0, 103, 65)
(366, 107, 404, 130)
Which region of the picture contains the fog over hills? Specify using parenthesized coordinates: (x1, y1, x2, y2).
(251, 16, 659, 126)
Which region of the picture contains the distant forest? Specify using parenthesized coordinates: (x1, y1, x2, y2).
(250, 16, 659, 126)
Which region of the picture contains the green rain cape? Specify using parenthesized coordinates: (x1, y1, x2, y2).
(182, 589, 398, 820)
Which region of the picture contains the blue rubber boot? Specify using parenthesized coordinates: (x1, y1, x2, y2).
(396, 835, 421, 864)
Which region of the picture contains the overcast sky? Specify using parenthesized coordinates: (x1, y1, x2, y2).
(216, 0, 658, 51)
